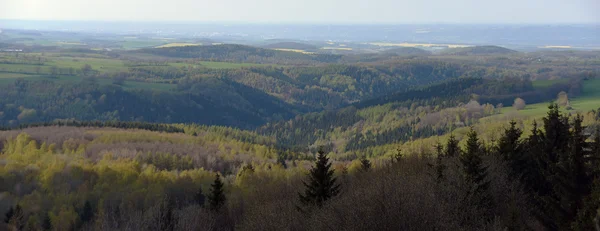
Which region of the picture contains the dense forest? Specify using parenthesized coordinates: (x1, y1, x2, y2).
(0, 105, 599, 230)
(1, 42, 600, 230)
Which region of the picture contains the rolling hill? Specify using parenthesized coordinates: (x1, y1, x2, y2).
(440, 45, 518, 55)
(263, 42, 318, 50)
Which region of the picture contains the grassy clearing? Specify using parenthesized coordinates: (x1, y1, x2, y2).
(500, 78, 600, 118)
(48, 57, 128, 72)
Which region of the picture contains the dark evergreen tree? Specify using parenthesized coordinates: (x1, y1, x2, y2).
(555, 114, 591, 228)
(434, 142, 446, 181)
(360, 157, 371, 172)
(592, 126, 600, 173)
(80, 200, 94, 224)
(542, 103, 570, 164)
(41, 212, 52, 231)
(3, 206, 13, 223)
(299, 149, 341, 207)
(496, 120, 524, 179)
(195, 187, 205, 207)
(278, 153, 288, 169)
(460, 128, 492, 217)
(445, 134, 460, 158)
(208, 173, 226, 211)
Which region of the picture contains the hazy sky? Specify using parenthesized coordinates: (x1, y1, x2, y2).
(0, 0, 598, 24)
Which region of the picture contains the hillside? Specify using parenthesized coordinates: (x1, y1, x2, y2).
(263, 42, 318, 50)
(132, 44, 341, 64)
(382, 47, 431, 55)
(440, 45, 518, 55)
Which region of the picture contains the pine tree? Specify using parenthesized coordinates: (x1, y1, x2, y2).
(460, 128, 492, 216)
(445, 134, 460, 158)
(208, 173, 226, 211)
(299, 149, 341, 208)
(360, 157, 371, 172)
(496, 120, 524, 179)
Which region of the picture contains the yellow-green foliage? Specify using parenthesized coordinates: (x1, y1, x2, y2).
(0, 126, 310, 230)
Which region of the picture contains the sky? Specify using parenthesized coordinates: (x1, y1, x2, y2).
(0, 0, 598, 24)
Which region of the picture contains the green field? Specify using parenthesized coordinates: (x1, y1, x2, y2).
(501, 78, 600, 117)
(47, 57, 128, 72)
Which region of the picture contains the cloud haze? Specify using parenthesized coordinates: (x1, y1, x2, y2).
(0, 0, 598, 23)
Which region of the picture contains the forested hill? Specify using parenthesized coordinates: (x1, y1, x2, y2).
(258, 76, 585, 155)
(132, 44, 341, 64)
(439, 45, 518, 55)
(263, 42, 318, 50)
(382, 47, 431, 55)
(0, 79, 297, 129)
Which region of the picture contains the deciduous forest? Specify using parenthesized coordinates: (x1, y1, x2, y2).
(0, 31, 599, 230)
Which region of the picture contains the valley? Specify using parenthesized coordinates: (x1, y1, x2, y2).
(0, 25, 599, 230)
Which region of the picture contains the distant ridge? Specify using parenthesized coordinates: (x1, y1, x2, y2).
(263, 42, 318, 50)
(382, 47, 431, 55)
(440, 45, 518, 55)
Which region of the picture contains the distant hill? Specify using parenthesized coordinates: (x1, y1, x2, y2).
(263, 42, 318, 50)
(440, 45, 518, 55)
(382, 47, 431, 55)
(133, 44, 341, 64)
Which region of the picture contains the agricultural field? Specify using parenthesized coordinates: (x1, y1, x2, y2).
(272, 48, 314, 54)
(369, 42, 473, 48)
(156, 43, 202, 48)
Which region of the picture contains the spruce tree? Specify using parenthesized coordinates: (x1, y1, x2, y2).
(542, 103, 570, 164)
(299, 149, 341, 207)
(208, 173, 226, 211)
(434, 142, 446, 181)
(445, 134, 460, 158)
(554, 114, 591, 227)
(496, 120, 524, 179)
(568, 115, 591, 197)
(460, 128, 492, 215)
